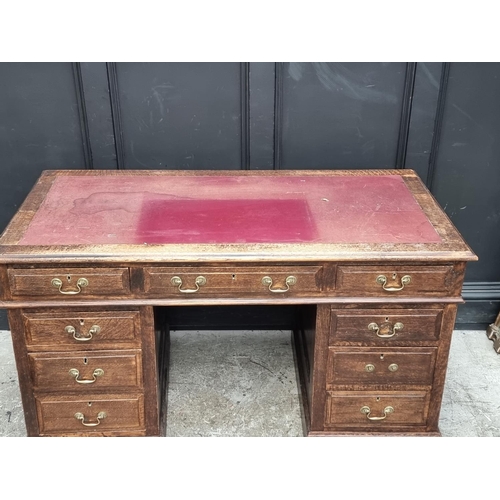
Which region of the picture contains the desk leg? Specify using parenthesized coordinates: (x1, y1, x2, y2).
(154, 308, 170, 437)
(141, 306, 163, 437)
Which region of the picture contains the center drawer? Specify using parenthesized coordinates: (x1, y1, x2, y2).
(326, 347, 437, 387)
(142, 266, 323, 297)
(28, 350, 143, 391)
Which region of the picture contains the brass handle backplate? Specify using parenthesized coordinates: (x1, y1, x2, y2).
(262, 276, 297, 293)
(65, 325, 100, 342)
(360, 405, 394, 421)
(365, 363, 398, 373)
(74, 411, 107, 427)
(69, 368, 104, 384)
(171, 276, 206, 293)
(376, 274, 411, 292)
(368, 321, 404, 339)
(51, 277, 88, 295)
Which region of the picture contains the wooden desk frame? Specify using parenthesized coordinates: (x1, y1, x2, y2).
(0, 170, 477, 436)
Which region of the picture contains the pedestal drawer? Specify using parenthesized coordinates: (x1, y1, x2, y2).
(329, 307, 443, 345)
(325, 391, 430, 427)
(35, 394, 145, 435)
(22, 310, 142, 350)
(29, 350, 143, 391)
(326, 347, 436, 387)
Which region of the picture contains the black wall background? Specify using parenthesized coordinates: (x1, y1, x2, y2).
(1, 62, 499, 330)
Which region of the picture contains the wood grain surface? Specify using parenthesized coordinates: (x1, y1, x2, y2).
(0, 169, 477, 437)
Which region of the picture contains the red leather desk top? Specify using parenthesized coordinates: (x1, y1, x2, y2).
(19, 174, 441, 246)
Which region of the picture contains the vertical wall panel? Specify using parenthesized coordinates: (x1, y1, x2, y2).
(404, 63, 443, 179)
(249, 62, 275, 169)
(112, 62, 245, 170)
(279, 62, 407, 169)
(79, 62, 118, 169)
(430, 63, 500, 282)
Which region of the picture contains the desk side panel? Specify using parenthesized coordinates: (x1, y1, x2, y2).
(7, 309, 40, 436)
(140, 306, 160, 436)
(310, 304, 331, 432)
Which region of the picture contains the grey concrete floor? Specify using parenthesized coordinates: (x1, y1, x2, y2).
(0, 328, 499, 437)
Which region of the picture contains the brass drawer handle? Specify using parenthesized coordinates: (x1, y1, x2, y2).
(376, 274, 411, 292)
(65, 325, 100, 342)
(368, 321, 404, 339)
(262, 276, 297, 293)
(74, 411, 107, 427)
(171, 276, 206, 293)
(360, 405, 394, 421)
(51, 277, 88, 295)
(69, 368, 104, 384)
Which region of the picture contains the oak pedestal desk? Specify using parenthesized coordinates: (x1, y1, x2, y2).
(0, 169, 477, 437)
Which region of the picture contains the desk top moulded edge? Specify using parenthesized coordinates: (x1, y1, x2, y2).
(0, 169, 478, 264)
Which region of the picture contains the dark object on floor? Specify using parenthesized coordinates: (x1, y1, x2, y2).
(486, 312, 500, 353)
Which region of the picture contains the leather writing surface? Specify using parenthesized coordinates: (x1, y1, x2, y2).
(139, 199, 317, 243)
(19, 175, 442, 245)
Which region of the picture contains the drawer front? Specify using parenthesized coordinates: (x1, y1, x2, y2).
(143, 266, 323, 297)
(330, 308, 443, 345)
(335, 265, 458, 297)
(29, 350, 143, 391)
(36, 394, 145, 434)
(326, 348, 437, 386)
(325, 391, 430, 427)
(23, 310, 142, 349)
(8, 267, 131, 298)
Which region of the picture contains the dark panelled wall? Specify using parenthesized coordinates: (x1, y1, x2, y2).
(112, 63, 246, 170)
(430, 63, 500, 326)
(1, 62, 499, 329)
(280, 62, 408, 169)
